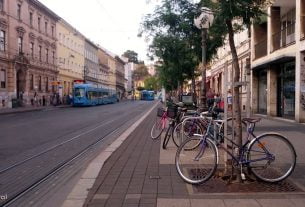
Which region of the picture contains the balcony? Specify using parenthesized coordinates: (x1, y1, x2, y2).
(272, 23, 295, 52)
(254, 38, 267, 60)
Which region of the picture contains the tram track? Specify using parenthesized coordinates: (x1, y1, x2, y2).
(0, 101, 154, 207)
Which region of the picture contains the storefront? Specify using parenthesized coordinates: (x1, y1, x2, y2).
(276, 62, 295, 118)
(257, 69, 267, 114)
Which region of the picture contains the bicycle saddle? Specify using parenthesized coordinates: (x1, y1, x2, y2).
(242, 117, 261, 123)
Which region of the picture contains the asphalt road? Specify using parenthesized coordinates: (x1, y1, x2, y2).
(0, 100, 156, 206)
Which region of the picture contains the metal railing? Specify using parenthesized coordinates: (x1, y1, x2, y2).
(272, 23, 295, 52)
(254, 38, 267, 60)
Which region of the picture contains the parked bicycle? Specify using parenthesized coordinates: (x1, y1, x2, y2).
(172, 102, 247, 148)
(175, 116, 296, 185)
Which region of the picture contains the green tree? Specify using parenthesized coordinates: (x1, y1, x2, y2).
(133, 64, 150, 80)
(140, 0, 224, 95)
(122, 50, 139, 64)
(144, 76, 159, 91)
(200, 0, 268, 181)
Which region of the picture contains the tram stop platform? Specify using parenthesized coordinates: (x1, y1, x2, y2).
(62, 103, 305, 207)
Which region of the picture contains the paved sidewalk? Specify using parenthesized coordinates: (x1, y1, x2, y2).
(81, 109, 305, 207)
(0, 104, 71, 115)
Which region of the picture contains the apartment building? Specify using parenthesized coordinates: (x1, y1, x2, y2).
(251, 0, 305, 122)
(57, 19, 85, 96)
(97, 47, 110, 89)
(115, 56, 127, 99)
(84, 39, 99, 87)
(0, 0, 60, 108)
(125, 62, 135, 94)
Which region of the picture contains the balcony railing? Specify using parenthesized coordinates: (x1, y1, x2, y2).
(254, 38, 267, 60)
(272, 23, 295, 52)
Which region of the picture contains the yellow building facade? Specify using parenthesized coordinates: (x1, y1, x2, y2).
(107, 54, 117, 90)
(56, 19, 85, 96)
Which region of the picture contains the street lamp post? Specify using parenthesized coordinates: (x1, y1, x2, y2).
(194, 7, 214, 110)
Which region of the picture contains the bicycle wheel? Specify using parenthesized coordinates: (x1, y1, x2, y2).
(151, 117, 165, 139)
(172, 121, 204, 148)
(162, 124, 173, 149)
(175, 136, 218, 184)
(247, 133, 296, 183)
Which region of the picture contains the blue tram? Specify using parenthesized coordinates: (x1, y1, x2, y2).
(73, 84, 118, 106)
(140, 90, 155, 101)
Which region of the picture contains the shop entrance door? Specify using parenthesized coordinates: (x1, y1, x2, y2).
(277, 62, 295, 118)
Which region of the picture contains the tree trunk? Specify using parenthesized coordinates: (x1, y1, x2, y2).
(226, 19, 243, 182)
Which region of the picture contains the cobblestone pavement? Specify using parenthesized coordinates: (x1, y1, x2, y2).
(83, 108, 305, 207)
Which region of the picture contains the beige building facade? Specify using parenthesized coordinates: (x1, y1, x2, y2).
(97, 48, 110, 89)
(0, 0, 59, 108)
(107, 53, 116, 91)
(205, 29, 251, 113)
(115, 56, 126, 99)
(251, 0, 305, 122)
(57, 19, 85, 97)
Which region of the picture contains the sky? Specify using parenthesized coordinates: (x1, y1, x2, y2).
(39, 0, 160, 62)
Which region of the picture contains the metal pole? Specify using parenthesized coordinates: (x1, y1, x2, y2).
(246, 58, 251, 118)
(224, 61, 228, 171)
(201, 28, 207, 110)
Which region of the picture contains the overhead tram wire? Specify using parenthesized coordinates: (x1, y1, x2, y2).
(94, 0, 133, 41)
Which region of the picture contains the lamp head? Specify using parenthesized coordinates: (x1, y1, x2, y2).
(194, 7, 214, 29)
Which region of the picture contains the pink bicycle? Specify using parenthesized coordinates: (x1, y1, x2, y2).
(150, 107, 168, 139)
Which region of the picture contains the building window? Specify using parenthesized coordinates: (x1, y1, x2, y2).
(45, 48, 48, 63)
(30, 42, 34, 57)
(18, 37, 23, 53)
(0, 30, 5, 51)
(52, 51, 55, 64)
(0, 69, 5, 88)
(17, 4, 21, 20)
(51, 26, 54, 37)
(45, 21, 48, 34)
(30, 74, 34, 90)
(0, 0, 4, 12)
(29, 12, 33, 26)
(38, 17, 41, 31)
(39, 45, 42, 61)
(52, 78, 55, 92)
(45, 77, 49, 92)
(38, 76, 42, 91)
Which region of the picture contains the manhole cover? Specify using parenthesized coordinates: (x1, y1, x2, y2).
(187, 168, 304, 194)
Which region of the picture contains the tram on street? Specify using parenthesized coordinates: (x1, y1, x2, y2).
(73, 84, 118, 106)
(140, 90, 155, 101)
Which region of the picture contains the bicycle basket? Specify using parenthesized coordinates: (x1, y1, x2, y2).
(157, 107, 165, 117)
(167, 106, 177, 119)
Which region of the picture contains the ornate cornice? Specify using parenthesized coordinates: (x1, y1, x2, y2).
(44, 40, 50, 47)
(16, 26, 26, 37)
(0, 18, 7, 29)
(51, 42, 56, 49)
(29, 32, 36, 40)
(37, 36, 43, 43)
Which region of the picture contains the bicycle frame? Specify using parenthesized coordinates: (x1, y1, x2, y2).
(185, 117, 274, 167)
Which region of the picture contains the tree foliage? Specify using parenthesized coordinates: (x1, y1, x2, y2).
(133, 64, 149, 80)
(144, 76, 159, 91)
(122, 50, 139, 64)
(140, 0, 224, 91)
(199, 0, 269, 180)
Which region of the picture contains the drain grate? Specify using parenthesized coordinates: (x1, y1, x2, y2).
(188, 169, 304, 193)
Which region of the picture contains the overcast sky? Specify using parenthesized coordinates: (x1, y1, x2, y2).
(39, 0, 159, 62)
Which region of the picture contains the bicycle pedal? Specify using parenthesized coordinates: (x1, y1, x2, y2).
(241, 173, 246, 181)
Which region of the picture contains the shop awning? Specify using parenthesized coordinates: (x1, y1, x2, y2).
(252, 55, 295, 70)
